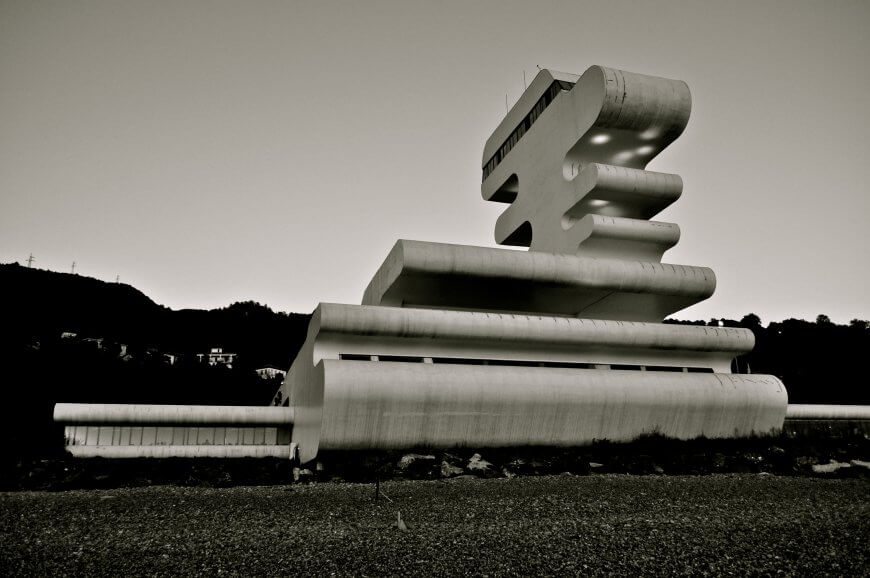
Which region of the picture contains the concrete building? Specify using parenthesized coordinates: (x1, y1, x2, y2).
(197, 347, 237, 368)
(256, 366, 287, 380)
(57, 65, 808, 463)
(276, 65, 787, 463)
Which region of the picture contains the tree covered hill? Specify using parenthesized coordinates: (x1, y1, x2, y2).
(2, 262, 311, 369)
(665, 314, 869, 406)
(1, 262, 311, 459)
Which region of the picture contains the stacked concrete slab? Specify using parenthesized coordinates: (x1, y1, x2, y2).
(279, 65, 788, 463)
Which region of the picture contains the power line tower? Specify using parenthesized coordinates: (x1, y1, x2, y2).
(115, 275, 120, 283)
(71, 261, 76, 274)
(26, 253, 35, 268)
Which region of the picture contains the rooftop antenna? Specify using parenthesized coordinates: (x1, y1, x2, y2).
(26, 253, 35, 268)
(71, 261, 76, 274)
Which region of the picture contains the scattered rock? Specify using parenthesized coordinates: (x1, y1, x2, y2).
(393, 510, 409, 532)
(293, 467, 315, 483)
(396, 454, 437, 479)
(440, 461, 464, 478)
(466, 453, 497, 477)
(812, 461, 851, 474)
(398, 453, 434, 469)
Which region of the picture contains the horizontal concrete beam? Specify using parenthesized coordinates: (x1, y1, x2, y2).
(785, 404, 870, 420)
(54, 404, 294, 426)
(363, 240, 715, 321)
(307, 303, 752, 372)
(318, 302, 752, 353)
(570, 215, 680, 262)
(65, 443, 296, 459)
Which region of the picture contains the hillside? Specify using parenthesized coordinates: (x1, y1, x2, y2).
(1, 262, 311, 368)
(0, 263, 311, 459)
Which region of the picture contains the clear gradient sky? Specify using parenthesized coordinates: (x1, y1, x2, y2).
(2, 0, 868, 323)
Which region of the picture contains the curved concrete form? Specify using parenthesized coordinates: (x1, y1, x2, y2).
(290, 360, 786, 463)
(560, 165, 683, 233)
(54, 404, 295, 425)
(785, 404, 870, 420)
(569, 215, 680, 261)
(317, 303, 751, 352)
(482, 66, 691, 257)
(363, 240, 715, 321)
(299, 303, 753, 371)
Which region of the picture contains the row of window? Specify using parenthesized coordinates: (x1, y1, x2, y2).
(338, 353, 714, 373)
(64, 426, 282, 446)
(482, 79, 574, 182)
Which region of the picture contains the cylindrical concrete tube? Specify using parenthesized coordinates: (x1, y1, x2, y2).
(54, 404, 294, 425)
(786, 404, 870, 420)
(292, 360, 788, 463)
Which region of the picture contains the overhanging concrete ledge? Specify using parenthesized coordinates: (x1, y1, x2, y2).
(363, 240, 715, 321)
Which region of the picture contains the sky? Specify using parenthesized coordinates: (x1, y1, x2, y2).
(2, 0, 868, 324)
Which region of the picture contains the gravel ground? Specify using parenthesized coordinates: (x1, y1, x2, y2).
(1, 475, 868, 576)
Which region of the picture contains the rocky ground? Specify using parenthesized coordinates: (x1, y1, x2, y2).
(2, 475, 868, 576)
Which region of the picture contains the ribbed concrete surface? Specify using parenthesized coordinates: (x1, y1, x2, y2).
(290, 360, 787, 463)
(66, 444, 295, 459)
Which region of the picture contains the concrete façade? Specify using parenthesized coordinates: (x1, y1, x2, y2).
(281, 302, 785, 463)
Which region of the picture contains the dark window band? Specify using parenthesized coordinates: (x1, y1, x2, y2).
(338, 353, 716, 373)
(482, 79, 574, 182)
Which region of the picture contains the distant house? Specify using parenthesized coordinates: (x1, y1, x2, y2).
(163, 353, 179, 366)
(60, 331, 77, 339)
(82, 337, 104, 349)
(255, 366, 286, 380)
(197, 347, 237, 369)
